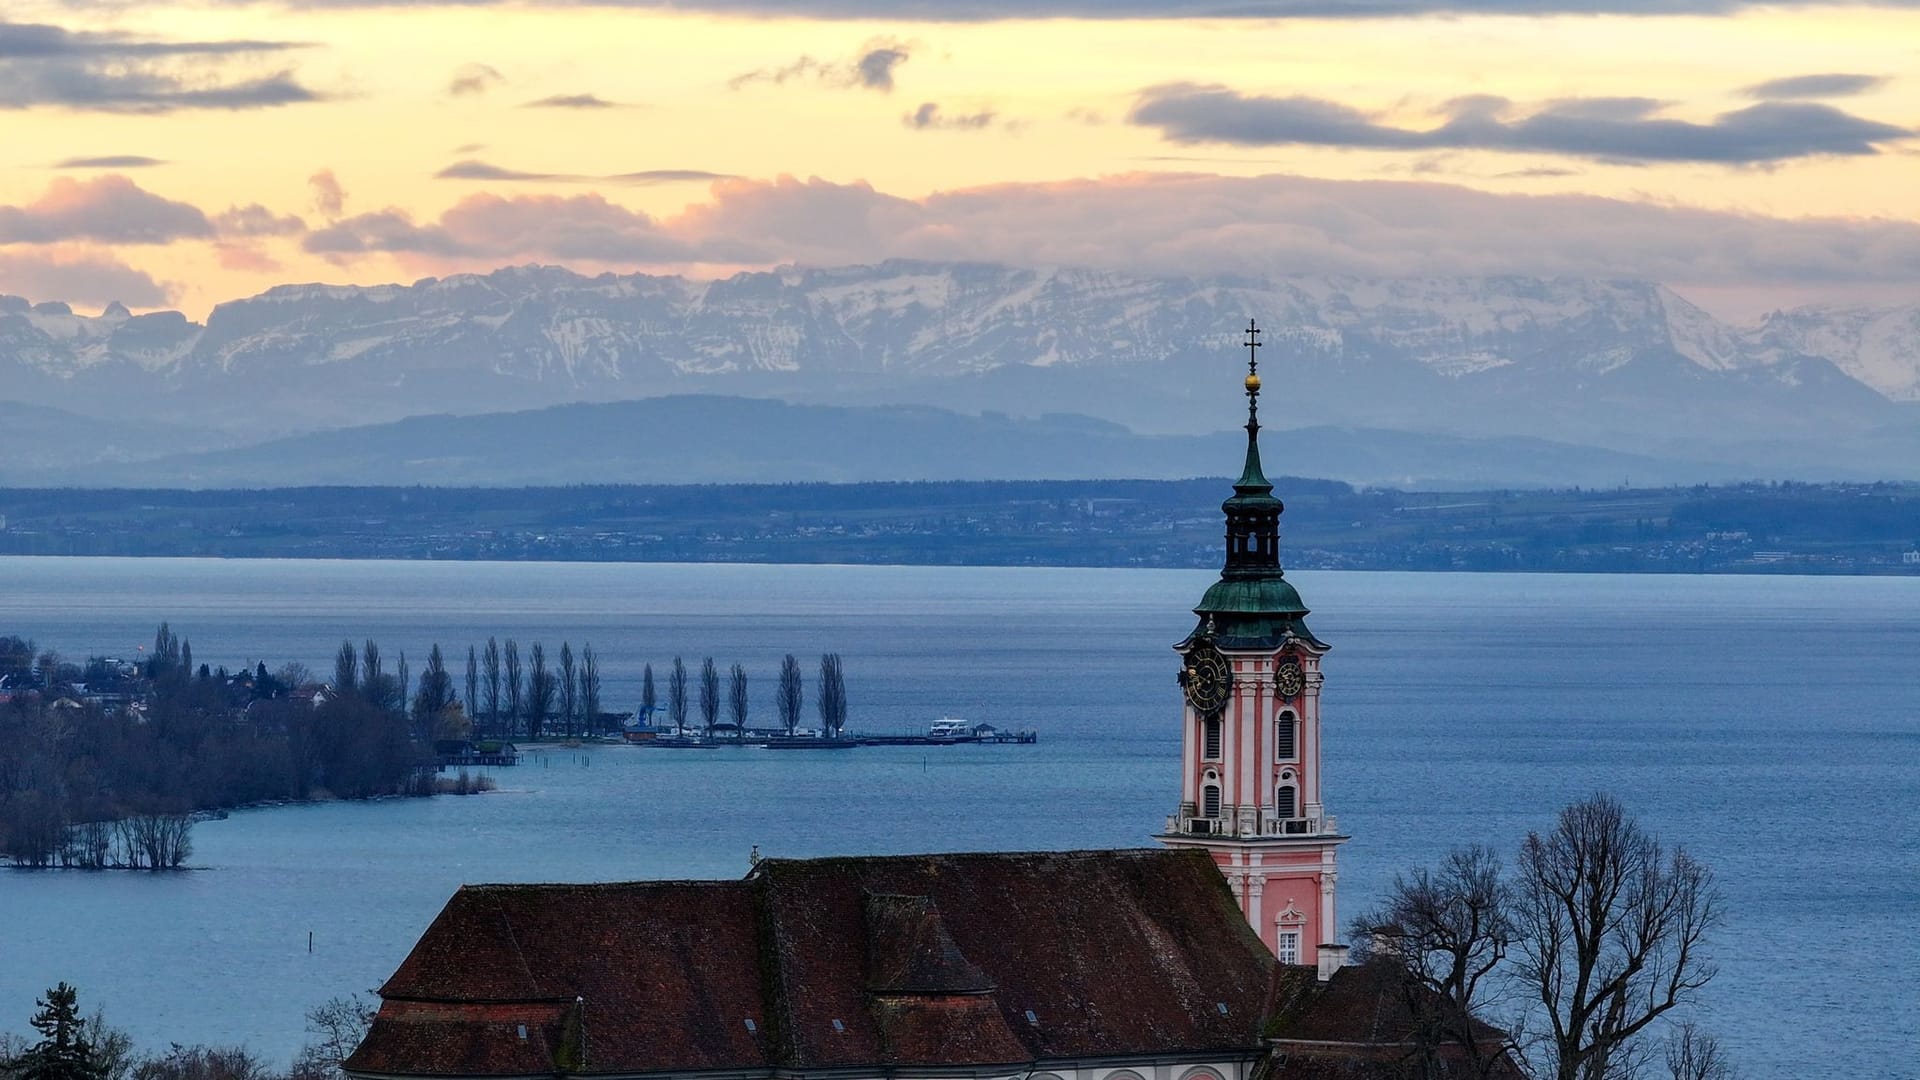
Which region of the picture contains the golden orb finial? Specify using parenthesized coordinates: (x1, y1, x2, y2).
(1245, 372, 1261, 393)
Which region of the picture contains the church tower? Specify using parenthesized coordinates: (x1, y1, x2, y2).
(1158, 320, 1349, 976)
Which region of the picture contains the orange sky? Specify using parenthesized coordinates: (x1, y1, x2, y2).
(1, 1, 1915, 318)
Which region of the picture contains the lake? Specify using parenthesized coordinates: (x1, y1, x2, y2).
(0, 558, 1915, 1078)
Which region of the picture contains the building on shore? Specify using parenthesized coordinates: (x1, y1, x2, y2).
(344, 323, 1518, 1080)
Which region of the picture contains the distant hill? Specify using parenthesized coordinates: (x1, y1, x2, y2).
(41, 394, 1763, 490)
(4, 261, 1916, 482)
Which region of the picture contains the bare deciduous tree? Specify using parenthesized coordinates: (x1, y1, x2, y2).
(699, 657, 720, 736)
(580, 645, 600, 736)
(464, 645, 479, 724)
(482, 638, 502, 737)
(1663, 1023, 1732, 1080)
(1353, 844, 1517, 1079)
(778, 653, 803, 735)
(559, 642, 577, 738)
(816, 653, 846, 738)
(728, 662, 749, 737)
(526, 644, 554, 740)
(332, 640, 357, 695)
(668, 657, 688, 733)
(503, 640, 522, 734)
(1515, 794, 1719, 1080)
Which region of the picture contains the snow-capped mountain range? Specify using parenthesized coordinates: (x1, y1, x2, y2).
(1, 261, 1915, 482)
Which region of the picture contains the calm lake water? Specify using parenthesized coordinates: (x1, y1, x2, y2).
(0, 558, 1915, 1078)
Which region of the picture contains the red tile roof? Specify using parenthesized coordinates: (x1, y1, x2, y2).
(348, 848, 1278, 1078)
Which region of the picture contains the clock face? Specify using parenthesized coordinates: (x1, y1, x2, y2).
(1181, 641, 1233, 715)
(1274, 657, 1305, 699)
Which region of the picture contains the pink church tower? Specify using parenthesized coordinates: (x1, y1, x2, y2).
(1159, 320, 1350, 977)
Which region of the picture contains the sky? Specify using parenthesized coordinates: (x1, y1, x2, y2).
(0, 0, 1916, 319)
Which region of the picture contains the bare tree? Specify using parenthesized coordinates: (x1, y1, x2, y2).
(817, 653, 846, 738)
(395, 651, 410, 715)
(526, 643, 554, 740)
(580, 645, 601, 736)
(482, 638, 502, 738)
(464, 645, 479, 724)
(778, 653, 803, 735)
(361, 640, 383, 688)
(1353, 844, 1517, 1079)
(699, 657, 720, 736)
(1515, 794, 1719, 1080)
(668, 657, 688, 733)
(1663, 1023, 1732, 1080)
(293, 994, 377, 1080)
(332, 640, 357, 695)
(503, 640, 522, 735)
(559, 642, 577, 738)
(412, 645, 454, 735)
(728, 662, 749, 737)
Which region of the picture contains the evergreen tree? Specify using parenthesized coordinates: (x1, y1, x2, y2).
(641, 662, 657, 721)
(17, 983, 103, 1080)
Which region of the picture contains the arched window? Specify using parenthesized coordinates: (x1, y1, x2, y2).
(1275, 784, 1296, 819)
(1276, 711, 1296, 760)
(1203, 716, 1222, 760)
(1203, 784, 1222, 818)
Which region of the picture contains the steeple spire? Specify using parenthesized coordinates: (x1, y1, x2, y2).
(1235, 319, 1272, 497)
(1222, 319, 1282, 574)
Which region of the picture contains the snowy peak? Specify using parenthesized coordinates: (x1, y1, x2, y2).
(1750, 302, 1920, 401)
(0, 263, 1915, 474)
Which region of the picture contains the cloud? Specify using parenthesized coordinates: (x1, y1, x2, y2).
(730, 38, 912, 92)
(448, 63, 504, 96)
(1128, 82, 1915, 164)
(1742, 73, 1889, 100)
(54, 155, 167, 169)
(296, 171, 1920, 290)
(609, 170, 737, 184)
(903, 102, 997, 130)
(38, 0, 1920, 18)
(0, 176, 211, 244)
(0, 21, 321, 113)
(0, 248, 169, 307)
(436, 159, 732, 184)
(305, 193, 705, 263)
(523, 93, 622, 108)
(308, 169, 346, 218)
(213, 204, 306, 237)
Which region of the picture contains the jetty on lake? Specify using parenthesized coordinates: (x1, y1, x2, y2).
(632, 719, 1037, 750)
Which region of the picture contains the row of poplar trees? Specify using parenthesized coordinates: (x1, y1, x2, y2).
(635, 652, 847, 738)
(425, 639, 603, 742)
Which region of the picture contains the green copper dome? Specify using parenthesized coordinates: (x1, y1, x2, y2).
(1195, 575, 1308, 617)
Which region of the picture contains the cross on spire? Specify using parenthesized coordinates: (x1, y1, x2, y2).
(1243, 318, 1262, 430)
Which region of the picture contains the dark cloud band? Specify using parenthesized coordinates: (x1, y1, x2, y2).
(0, 21, 322, 112)
(1128, 83, 1914, 164)
(71, 0, 1920, 19)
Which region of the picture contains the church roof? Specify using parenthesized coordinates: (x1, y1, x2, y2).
(346, 848, 1283, 1078)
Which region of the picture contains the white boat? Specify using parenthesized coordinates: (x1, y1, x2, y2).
(927, 718, 972, 739)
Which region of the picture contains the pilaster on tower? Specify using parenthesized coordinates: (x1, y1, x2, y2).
(1158, 319, 1349, 975)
